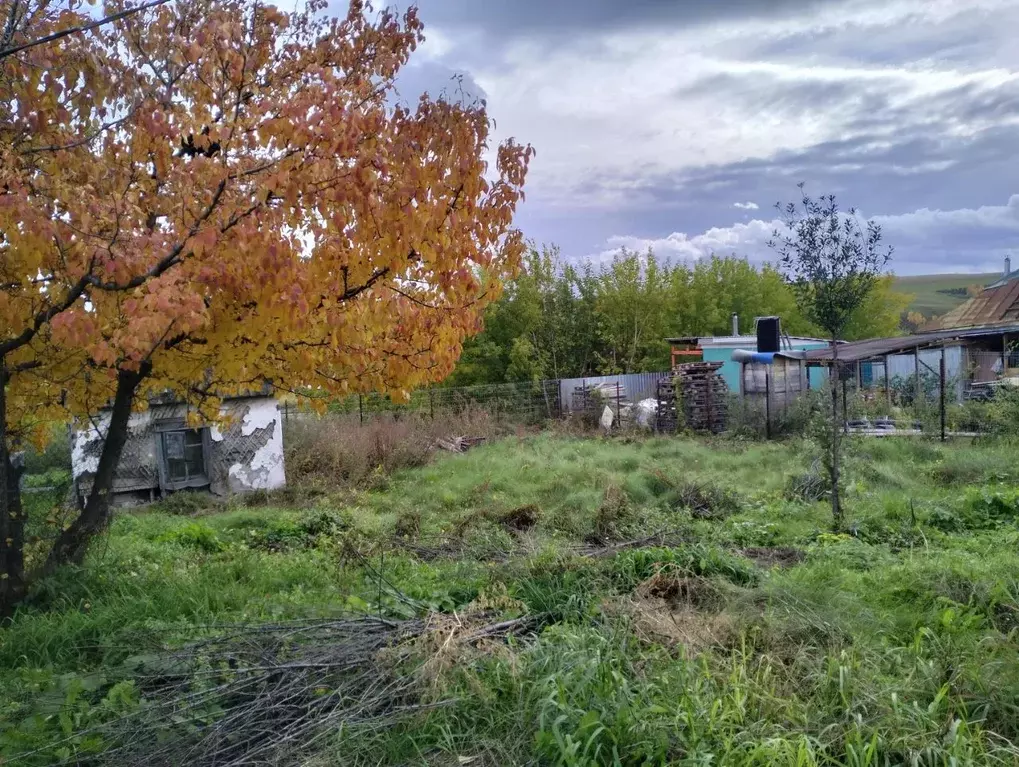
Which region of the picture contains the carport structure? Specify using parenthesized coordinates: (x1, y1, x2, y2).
(799, 323, 1019, 438)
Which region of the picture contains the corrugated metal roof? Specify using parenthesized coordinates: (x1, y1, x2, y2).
(930, 279, 1019, 330)
(985, 268, 1019, 289)
(801, 324, 1019, 363)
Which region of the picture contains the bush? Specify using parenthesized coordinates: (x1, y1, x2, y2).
(986, 388, 1019, 437)
(284, 409, 497, 489)
(609, 545, 759, 588)
(785, 459, 830, 502)
(246, 508, 351, 551)
(150, 490, 224, 516)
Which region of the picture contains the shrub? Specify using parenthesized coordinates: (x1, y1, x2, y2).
(150, 490, 224, 516)
(986, 388, 1019, 437)
(726, 389, 823, 440)
(785, 459, 830, 502)
(284, 408, 497, 489)
(246, 509, 351, 551)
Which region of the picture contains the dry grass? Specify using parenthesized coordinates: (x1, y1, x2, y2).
(284, 408, 500, 489)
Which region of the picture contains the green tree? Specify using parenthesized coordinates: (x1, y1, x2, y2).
(595, 250, 672, 373)
(841, 275, 912, 340)
(770, 187, 893, 530)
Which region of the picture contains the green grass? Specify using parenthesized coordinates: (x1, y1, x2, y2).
(5, 433, 1019, 764)
(894, 273, 998, 318)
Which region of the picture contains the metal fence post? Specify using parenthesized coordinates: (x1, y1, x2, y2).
(615, 382, 621, 430)
(429, 388, 435, 420)
(842, 372, 848, 434)
(358, 394, 363, 424)
(764, 367, 771, 440)
(940, 350, 947, 442)
(914, 346, 922, 421)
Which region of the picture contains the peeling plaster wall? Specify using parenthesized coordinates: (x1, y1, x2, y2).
(72, 409, 161, 495)
(71, 397, 285, 504)
(208, 398, 286, 494)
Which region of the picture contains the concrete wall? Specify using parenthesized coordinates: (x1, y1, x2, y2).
(72, 397, 285, 505)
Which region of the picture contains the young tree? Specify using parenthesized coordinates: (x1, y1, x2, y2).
(769, 187, 892, 529)
(0, 0, 530, 615)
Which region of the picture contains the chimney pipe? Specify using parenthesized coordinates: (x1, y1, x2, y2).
(731, 313, 739, 336)
(1006, 256, 1012, 277)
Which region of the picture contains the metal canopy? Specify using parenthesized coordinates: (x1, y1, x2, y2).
(800, 323, 1019, 364)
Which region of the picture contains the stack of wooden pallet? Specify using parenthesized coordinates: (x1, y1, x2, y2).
(673, 361, 728, 433)
(572, 382, 627, 423)
(654, 378, 679, 433)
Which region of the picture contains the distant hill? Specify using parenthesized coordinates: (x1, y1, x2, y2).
(893, 273, 999, 319)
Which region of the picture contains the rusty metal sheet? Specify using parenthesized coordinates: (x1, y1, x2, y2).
(934, 280, 1019, 330)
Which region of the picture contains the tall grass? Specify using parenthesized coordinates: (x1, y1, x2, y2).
(283, 407, 503, 489)
(5, 433, 1019, 764)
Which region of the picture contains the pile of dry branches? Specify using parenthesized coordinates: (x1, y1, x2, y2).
(23, 613, 534, 767)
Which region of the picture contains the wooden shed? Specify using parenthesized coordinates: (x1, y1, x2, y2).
(733, 350, 812, 409)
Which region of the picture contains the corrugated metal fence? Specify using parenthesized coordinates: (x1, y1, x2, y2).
(558, 372, 671, 413)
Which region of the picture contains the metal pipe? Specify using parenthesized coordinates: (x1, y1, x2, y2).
(731, 312, 739, 336)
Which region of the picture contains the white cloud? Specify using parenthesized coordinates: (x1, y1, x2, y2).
(596, 219, 784, 264)
(594, 195, 1019, 274)
(734, 201, 759, 210)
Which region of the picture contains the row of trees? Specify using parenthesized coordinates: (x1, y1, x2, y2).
(448, 246, 910, 385)
(0, 0, 530, 615)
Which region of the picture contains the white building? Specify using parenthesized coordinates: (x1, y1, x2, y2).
(71, 393, 285, 507)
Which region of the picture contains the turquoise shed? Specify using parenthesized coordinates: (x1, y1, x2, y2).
(668, 335, 831, 392)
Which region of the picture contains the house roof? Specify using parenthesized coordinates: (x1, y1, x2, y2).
(799, 323, 1019, 363)
(928, 274, 1019, 330)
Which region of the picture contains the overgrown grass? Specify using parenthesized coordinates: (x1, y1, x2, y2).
(4, 433, 1019, 764)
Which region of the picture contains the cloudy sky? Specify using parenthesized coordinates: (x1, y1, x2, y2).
(388, 0, 1019, 275)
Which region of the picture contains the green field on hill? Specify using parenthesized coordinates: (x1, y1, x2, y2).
(894, 273, 999, 318)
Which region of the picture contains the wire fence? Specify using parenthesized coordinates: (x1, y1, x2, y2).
(282, 372, 676, 430)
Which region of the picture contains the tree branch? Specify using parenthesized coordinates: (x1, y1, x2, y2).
(0, 0, 170, 61)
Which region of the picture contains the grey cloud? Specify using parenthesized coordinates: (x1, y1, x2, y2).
(673, 73, 898, 120)
(412, 0, 848, 36)
(382, 0, 1019, 276)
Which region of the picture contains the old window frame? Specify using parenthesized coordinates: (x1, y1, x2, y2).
(154, 418, 212, 491)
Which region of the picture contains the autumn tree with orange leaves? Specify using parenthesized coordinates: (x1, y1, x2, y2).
(0, 0, 530, 616)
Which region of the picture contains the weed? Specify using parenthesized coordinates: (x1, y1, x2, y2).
(154, 522, 225, 552)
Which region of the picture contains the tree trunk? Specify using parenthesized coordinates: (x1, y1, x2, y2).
(830, 340, 843, 531)
(0, 364, 27, 620)
(42, 363, 149, 573)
